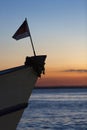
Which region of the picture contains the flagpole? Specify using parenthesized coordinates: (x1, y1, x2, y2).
(29, 33, 36, 56)
(25, 18, 36, 56)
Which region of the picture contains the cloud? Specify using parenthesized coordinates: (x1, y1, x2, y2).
(63, 69, 87, 73)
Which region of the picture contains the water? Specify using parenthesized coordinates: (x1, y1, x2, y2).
(17, 88, 87, 130)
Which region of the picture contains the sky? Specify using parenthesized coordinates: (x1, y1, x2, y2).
(0, 0, 87, 86)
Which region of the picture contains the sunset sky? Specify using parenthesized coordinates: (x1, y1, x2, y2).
(0, 0, 87, 86)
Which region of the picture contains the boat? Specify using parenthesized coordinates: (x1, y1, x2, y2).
(0, 18, 47, 130)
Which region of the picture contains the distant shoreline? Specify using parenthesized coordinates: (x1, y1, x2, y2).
(35, 86, 87, 89)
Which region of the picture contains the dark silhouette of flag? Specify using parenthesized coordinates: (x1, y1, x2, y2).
(12, 19, 30, 40)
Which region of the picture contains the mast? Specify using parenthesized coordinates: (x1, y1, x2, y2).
(25, 18, 36, 56)
(30, 33, 36, 56)
(29, 29, 36, 56)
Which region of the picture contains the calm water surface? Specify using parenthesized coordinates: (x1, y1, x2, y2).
(17, 88, 87, 130)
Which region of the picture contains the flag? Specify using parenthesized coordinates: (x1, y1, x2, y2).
(12, 18, 30, 40)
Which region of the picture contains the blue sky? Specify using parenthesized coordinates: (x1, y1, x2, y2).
(0, 0, 87, 73)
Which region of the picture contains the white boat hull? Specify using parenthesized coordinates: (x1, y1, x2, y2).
(0, 55, 46, 130)
(0, 66, 37, 130)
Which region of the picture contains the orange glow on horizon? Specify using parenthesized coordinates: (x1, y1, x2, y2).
(36, 68, 87, 87)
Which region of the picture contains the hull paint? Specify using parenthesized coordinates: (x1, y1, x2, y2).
(0, 66, 37, 129)
(0, 55, 46, 129)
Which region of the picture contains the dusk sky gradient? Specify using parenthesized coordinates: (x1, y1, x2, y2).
(0, 0, 87, 86)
